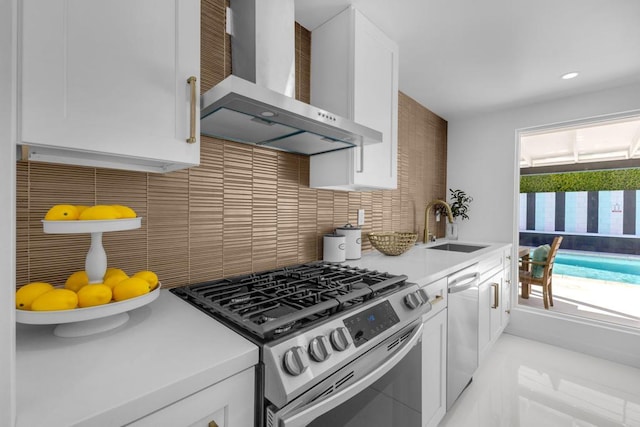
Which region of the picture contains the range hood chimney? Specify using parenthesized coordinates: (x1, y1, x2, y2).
(200, 0, 382, 156)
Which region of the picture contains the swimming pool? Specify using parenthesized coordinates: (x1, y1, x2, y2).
(554, 252, 640, 284)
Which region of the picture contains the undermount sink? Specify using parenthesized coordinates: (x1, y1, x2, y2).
(427, 243, 487, 253)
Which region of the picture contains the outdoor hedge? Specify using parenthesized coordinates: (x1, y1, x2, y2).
(520, 169, 640, 193)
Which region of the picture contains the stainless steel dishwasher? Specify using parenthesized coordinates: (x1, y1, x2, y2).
(446, 263, 480, 410)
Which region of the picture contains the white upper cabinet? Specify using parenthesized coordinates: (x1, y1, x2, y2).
(309, 7, 399, 191)
(18, 0, 200, 173)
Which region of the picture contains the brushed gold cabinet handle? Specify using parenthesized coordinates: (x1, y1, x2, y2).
(208, 421, 219, 427)
(187, 76, 197, 143)
(491, 283, 499, 309)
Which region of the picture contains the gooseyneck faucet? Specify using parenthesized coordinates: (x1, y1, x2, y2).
(424, 200, 454, 243)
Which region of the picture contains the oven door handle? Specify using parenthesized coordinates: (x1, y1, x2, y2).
(275, 322, 424, 427)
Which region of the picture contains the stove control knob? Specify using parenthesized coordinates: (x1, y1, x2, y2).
(404, 292, 422, 309)
(330, 327, 351, 352)
(308, 335, 333, 362)
(417, 288, 429, 304)
(283, 346, 308, 376)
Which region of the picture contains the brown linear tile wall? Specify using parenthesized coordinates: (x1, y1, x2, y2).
(15, 0, 447, 289)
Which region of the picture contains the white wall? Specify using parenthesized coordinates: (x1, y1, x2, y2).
(1, 0, 17, 424)
(447, 81, 640, 367)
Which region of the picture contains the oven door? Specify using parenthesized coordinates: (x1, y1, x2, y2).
(268, 320, 423, 427)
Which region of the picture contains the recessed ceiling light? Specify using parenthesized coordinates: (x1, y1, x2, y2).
(561, 72, 579, 80)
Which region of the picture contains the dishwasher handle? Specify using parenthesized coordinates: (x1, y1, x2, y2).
(448, 273, 479, 294)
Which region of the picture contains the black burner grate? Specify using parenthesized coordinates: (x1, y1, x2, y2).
(171, 261, 407, 341)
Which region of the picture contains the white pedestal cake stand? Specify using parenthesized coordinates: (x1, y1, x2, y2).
(16, 218, 159, 337)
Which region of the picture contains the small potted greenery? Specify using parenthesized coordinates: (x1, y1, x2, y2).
(437, 189, 473, 239)
(448, 189, 473, 221)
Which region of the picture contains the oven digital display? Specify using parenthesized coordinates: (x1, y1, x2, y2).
(343, 301, 400, 347)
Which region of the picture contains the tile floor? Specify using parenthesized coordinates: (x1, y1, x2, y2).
(439, 333, 640, 427)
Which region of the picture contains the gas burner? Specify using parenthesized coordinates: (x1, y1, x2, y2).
(229, 295, 251, 304)
(257, 305, 297, 323)
(274, 322, 297, 335)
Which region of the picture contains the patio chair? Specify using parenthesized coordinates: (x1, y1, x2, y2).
(519, 236, 563, 309)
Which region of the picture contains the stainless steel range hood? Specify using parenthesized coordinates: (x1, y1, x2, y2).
(200, 0, 382, 156)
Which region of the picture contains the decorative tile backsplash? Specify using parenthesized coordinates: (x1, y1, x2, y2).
(15, 0, 447, 288)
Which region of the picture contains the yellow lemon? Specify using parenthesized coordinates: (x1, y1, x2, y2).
(15, 282, 55, 310)
(75, 205, 90, 215)
(113, 277, 150, 302)
(78, 205, 120, 220)
(103, 271, 129, 290)
(44, 205, 79, 221)
(64, 270, 89, 292)
(104, 267, 127, 279)
(31, 289, 78, 311)
(133, 270, 159, 290)
(77, 284, 112, 308)
(112, 205, 137, 219)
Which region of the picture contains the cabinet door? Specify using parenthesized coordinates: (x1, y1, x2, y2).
(351, 9, 398, 189)
(310, 7, 398, 191)
(422, 308, 447, 427)
(128, 367, 254, 427)
(478, 280, 492, 360)
(489, 271, 504, 340)
(20, 0, 200, 172)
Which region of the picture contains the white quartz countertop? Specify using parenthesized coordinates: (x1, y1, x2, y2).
(345, 239, 512, 284)
(15, 290, 258, 427)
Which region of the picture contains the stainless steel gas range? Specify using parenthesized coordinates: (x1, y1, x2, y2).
(171, 261, 434, 427)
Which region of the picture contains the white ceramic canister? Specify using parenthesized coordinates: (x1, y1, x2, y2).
(323, 234, 346, 263)
(335, 223, 361, 259)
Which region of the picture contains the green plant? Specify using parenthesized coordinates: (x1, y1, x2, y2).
(437, 189, 473, 220)
(520, 169, 640, 193)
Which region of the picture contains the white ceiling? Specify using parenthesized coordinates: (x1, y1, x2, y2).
(294, 0, 640, 121)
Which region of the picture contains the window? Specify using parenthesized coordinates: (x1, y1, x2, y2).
(517, 115, 640, 328)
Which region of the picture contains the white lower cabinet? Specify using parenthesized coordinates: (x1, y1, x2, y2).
(127, 367, 254, 427)
(418, 277, 447, 427)
(490, 276, 503, 340)
(478, 278, 491, 360)
(479, 269, 504, 362)
(422, 308, 447, 427)
(478, 245, 512, 363)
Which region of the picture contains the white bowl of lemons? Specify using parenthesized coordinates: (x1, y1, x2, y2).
(16, 268, 161, 337)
